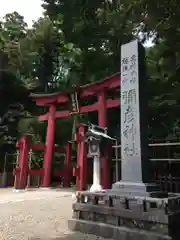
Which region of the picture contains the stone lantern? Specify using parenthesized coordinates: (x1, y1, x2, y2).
(85, 124, 115, 192)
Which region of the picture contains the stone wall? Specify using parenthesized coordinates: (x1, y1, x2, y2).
(69, 191, 180, 240)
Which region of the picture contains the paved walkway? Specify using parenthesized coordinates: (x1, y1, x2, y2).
(0, 188, 113, 240)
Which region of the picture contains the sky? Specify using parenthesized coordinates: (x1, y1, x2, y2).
(0, 0, 43, 26)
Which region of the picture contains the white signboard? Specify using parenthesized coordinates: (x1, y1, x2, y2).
(120, 39, 142, 182)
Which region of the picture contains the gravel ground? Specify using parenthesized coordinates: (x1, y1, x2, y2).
(0, 188, 113, 240)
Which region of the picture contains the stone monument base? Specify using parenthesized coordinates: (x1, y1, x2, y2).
(111, 181, 166, 197)
(68, 190, 180, 240)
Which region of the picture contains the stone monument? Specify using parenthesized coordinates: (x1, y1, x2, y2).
(112, 39, 158, 196)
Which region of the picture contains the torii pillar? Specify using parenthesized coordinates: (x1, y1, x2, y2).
(76, 124, 87, 191)
(15, 135, 29, 189)
(98, 91, 111, 189)
(42, 104, 56, 188)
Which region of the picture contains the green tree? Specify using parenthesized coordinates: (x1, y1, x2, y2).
(42, 0, 180, 141)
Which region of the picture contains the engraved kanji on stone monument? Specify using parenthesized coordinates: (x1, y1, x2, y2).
(120, 39, 149, 184)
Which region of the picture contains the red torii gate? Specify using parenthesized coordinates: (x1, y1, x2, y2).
(14, 135, 72, 189)
(30, 73, 120, 189)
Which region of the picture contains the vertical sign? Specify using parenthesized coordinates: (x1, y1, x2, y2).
(120, 39, 148, 183)
(69, 91, 80, 114)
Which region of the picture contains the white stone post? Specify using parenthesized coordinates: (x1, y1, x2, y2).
(90, 155, 102, 192)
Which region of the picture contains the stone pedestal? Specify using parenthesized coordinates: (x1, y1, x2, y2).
(69, 191, 180, 240)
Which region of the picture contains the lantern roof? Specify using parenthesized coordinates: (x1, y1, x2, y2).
(89, 128, 115, 140)
(86, 123, 116, 140)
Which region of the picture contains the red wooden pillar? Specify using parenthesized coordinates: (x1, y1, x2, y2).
(42, 104, 56, 188)
(63, 142, 72, 187)
(76, 134, 81, 189)
(76, 124, 87, 191)
(98, 91, 111, 189)
(18, 136, 29, 189)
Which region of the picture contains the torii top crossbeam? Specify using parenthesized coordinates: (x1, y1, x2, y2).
(30, 73, 120, 121)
